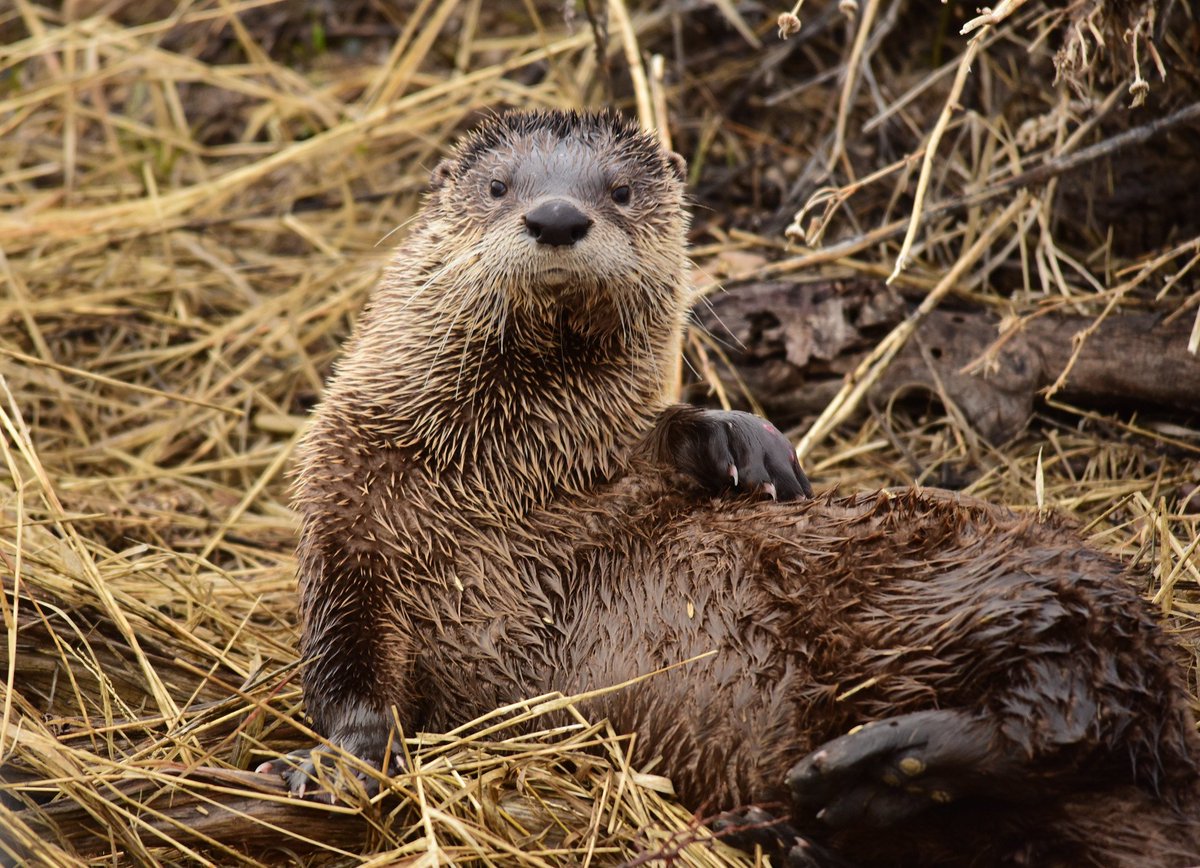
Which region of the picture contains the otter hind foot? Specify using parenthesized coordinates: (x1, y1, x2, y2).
(256, 747, 400, 803)
(787, 710, 1012, 829)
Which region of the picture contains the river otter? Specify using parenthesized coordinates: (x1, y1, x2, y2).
(261, 110, 1200, 866)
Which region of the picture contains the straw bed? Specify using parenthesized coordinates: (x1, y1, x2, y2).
(2, 0, 1198, 863)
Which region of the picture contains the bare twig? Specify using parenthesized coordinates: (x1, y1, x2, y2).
(797, 193, 1030, 459)
(960, 0, 1032, 34)
(609, 0, 655, 133)
(888, 31, 985, 284)
(828, 0, 883, 171)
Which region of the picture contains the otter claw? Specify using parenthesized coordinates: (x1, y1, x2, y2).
(710, 806, 854, 867)
(257, 747, 400, 802)
(664, 408, 813, 501)
(712, 807, 810, 862)
(256, 749, 331, 801)
(786, 837, 858, 868)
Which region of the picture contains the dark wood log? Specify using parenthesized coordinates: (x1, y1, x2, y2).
(692, 280, 1200, 443)
(10, 765, 375, 859)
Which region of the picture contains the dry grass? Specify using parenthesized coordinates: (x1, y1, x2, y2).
(1, 0, 1198, 864)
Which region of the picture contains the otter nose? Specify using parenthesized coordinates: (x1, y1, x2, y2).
(524, 200, 593, 247)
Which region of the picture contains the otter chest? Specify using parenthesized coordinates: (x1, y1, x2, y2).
(405, 541, 572, 729)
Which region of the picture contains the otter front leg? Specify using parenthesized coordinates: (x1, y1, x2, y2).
(786, 710, 1023, 828)
(645, 405, 814, 501)
(255, 703, 404, 801)
(257, 531, 416, 801)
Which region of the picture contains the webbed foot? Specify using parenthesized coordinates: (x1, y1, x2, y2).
(787, 710, 1013, 829)
(712, 806, 854, 867)
(256, 746, 401, 803)
(657, 407, 813, 501)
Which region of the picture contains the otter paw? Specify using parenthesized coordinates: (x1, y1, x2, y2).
(785, 837, 859, 868)
(677, 410, 813, 501)
(712, 806, 799, 855)
(712, 807, 850, 867)
(787, 710, 996, 829)
(256, 747, 400, 803)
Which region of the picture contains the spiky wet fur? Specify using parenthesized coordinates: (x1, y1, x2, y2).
(291, 110, 1200, 866)
(292, 108, 690, 760)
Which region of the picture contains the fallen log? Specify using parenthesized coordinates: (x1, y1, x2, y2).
(8, 765, 374, 860)
(692, 280, 1200, 443)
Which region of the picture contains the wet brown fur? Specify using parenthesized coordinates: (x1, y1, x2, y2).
(292, 110, 1200, 866)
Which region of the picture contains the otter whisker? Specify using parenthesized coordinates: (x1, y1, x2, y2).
(468, 294, 505, 415)
(376, 210, 424, 247)
(418, 246, 487, 351)
(456, 282, 505, 400)
(615, 297, 634, 383)
(398, 257, 463, 314)
(425, 274, 484, 387)
(555, 310, 569, 395)
(678, 346, 702, 383)
(691, 294, 743, 351)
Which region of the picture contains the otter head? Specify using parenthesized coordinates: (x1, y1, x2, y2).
(421, 109, 690, 336)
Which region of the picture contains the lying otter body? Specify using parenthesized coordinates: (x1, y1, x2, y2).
(278, 110, 1200, 866)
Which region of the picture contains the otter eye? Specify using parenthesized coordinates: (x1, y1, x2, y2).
(611, 184, 631, 205)
(489, 179, 507, 199)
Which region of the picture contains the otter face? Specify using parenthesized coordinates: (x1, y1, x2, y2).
(422, 110, 689, 328)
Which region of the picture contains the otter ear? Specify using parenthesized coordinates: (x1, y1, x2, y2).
(429, 159, 456, 193)
(666, 151, 687, 183)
